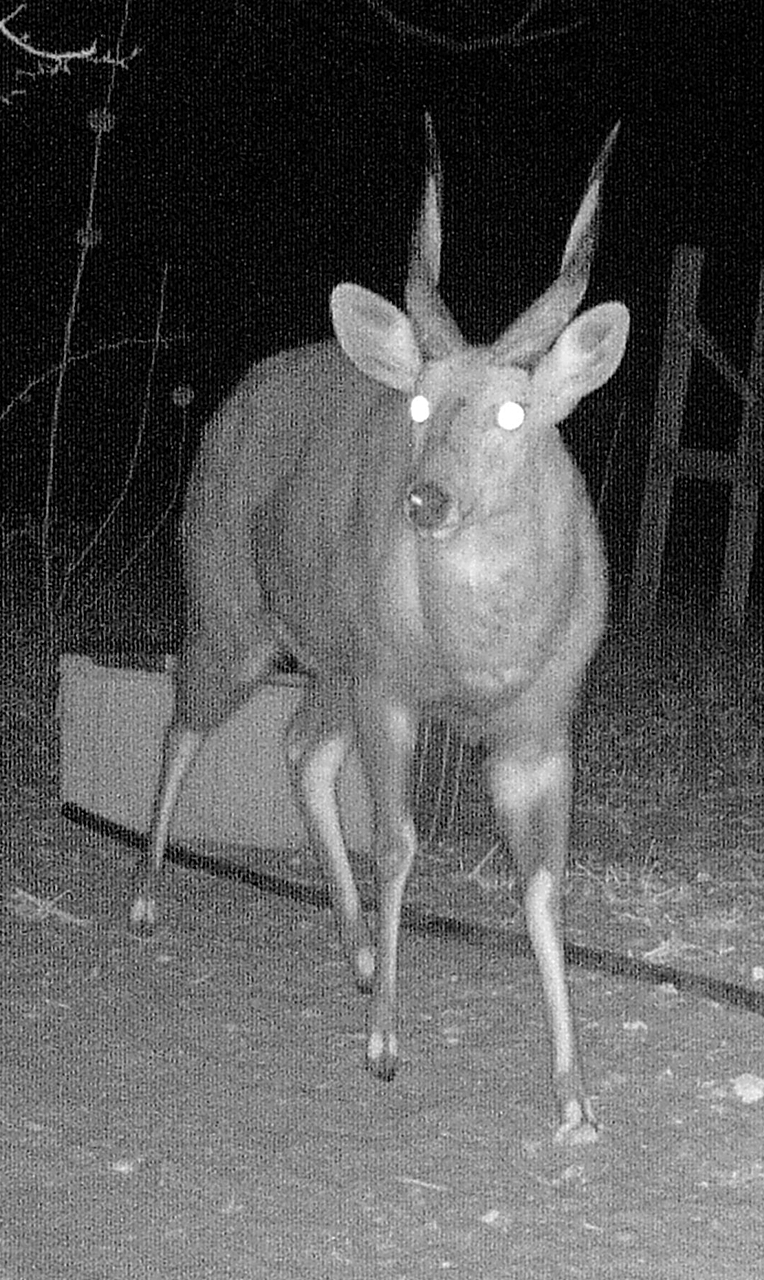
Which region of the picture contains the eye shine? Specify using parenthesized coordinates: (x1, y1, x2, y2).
(497, 399, 525, 431)
(410, 394, 430, 423)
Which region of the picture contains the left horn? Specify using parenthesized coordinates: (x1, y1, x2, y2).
(492, 123, 621, 366)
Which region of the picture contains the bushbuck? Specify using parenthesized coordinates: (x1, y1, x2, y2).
(132, 118, 629, 1145)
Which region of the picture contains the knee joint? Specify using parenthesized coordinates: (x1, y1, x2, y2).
(488, 752, 569, 810)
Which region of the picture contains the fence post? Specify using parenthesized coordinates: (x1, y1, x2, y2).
(628, 246, 702, 619)
(718, 260, 764, 626)
(629, 247, 764, 627)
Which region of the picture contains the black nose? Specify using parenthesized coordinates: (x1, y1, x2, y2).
(407, 482, 451, 531)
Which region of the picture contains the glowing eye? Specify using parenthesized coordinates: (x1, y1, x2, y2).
(497, 400, 525, 431)
(410, 395, 430, 423)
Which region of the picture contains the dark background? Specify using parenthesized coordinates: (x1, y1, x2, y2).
(2, 0, 761, 613)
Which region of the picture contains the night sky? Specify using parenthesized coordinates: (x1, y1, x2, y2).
(2, 0, 761, 601)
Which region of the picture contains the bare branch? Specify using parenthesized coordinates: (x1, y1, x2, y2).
(0, 2, 140, 97)
(0, 4, 97, 65)
(358, 0, 588, 53)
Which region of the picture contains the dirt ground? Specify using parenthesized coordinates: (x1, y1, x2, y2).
(3, 772, 764, 1280)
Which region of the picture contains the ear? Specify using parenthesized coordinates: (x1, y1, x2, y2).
(330, 283, 423, 391)
(533, 301, 630, 411)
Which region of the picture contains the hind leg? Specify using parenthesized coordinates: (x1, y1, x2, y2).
(130, 627, 278, 929)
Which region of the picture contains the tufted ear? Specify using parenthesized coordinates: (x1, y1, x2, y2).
(330, 283, 423, 391)
(533, 302, 630, 415)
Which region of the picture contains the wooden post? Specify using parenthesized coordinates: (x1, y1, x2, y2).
(628, 247, 702, 618)
(718, 260, 764, 626)
(630, 247, 764, 627)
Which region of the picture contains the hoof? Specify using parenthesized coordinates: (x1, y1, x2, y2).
(553, 1098, 598, 1146)
(366, 1030, 398, 1081)
(129, 894, 157, 931)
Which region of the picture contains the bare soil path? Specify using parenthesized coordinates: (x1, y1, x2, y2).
(2, 782, 763, 1280)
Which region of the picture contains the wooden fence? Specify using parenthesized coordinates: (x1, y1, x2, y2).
(629, 245, 764, 626)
